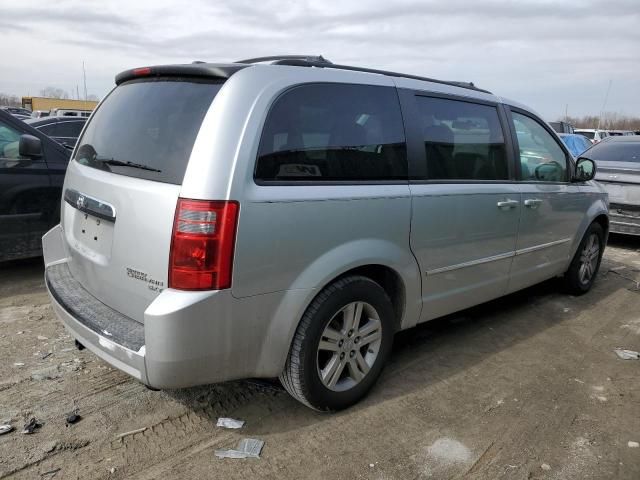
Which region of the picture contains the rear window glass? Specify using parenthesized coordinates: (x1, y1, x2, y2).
(255, 83, 407, 182)
(576, 131, 595, 140)
(588, 142, 640, 163)
(74, 78, 223, 184)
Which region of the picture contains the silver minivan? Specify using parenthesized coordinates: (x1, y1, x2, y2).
(43, 56, 608, 411)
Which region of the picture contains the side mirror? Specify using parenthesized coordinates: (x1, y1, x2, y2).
(19, 134, 42, 158)
(574, 157, 596, 182)
(534, 161, 563, 182)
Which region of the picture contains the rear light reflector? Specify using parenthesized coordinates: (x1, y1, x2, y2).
(169, 199, 239, 290)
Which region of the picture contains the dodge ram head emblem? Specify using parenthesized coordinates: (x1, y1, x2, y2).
(77, 195, 86, 209)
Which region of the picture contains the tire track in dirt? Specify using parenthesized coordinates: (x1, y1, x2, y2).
(4, 382, 285, 479)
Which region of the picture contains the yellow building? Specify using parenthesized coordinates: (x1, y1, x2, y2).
(21, 97, 99, 113)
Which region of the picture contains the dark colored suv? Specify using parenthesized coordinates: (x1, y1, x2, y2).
(0, 108, 71, 261)
(26, 116, 87, 149)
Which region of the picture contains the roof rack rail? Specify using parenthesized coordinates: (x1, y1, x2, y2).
(244, 56, 490, 94)
(236, 55, 332, 64)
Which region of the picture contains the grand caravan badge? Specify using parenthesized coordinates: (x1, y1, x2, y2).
(126, 267, 165, 292)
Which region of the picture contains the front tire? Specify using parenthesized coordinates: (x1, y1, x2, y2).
(280, 275, 394, 411)
(562, 222, 604, 295)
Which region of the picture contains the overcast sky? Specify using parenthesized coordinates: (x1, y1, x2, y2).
(3, 0, 639, 119)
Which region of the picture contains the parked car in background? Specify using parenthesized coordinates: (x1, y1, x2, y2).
(50, 108, 92, 118)
(606, 130, 636, 136)
(583, 136, 640, 235)
(575, 128, 608, 144)
(549, 121, 575, 134)
(31, 110, 51, 118)
(0, 109, 71, 261)
(1, 106, 32, 117)
(559, 133, 593, 157)
(43, 57, 607, 411)
(26, 116, 87, 149)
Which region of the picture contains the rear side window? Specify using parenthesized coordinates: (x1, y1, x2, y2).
(75, 78, 223, 184)
(255, 83, 407, 182)
(38, 123, 57, 136)
(414, 96, 508, 180)
(57, 121, 84, 138)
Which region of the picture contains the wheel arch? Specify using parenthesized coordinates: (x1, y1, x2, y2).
(569, 200, 609, 261)
(255, 239, 422, 378)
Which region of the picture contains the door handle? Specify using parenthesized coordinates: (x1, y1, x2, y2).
(524, 198, 543, 208)
(496, 199, 519, 210)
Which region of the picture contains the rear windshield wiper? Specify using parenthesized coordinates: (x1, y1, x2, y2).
(96, 157, 162, 173)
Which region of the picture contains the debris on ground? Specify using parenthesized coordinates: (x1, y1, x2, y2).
(66, 410, 81, 425)
(0, 424, 14, 435)
(614, 349, 640, 360)
(629, 441, 640, 448)
(115, 426, 147, 440)
(41, 352, 53, 360)
(216, 417, 245, 429)
(541, 463, 551, 471)
(22, 417, 43, 434)
(41, 467, 61, 478)
(31, 366, 61, 381)
(13, 362, 25, 367)
(37, 335, 48, 341)
(214, 438, 265, 459)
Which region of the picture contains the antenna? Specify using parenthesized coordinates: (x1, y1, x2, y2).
(82, 61, 88, 101)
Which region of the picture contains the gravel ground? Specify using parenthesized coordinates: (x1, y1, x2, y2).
(1, 235, 639, 479)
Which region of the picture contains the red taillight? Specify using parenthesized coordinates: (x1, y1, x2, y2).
(169, 199, 239, 291)
(133, 67, 152, 76)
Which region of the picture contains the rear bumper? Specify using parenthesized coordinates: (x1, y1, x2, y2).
(42, 225, 310, 389)
(48, 279, 149, 382)
(609, 204, 640, 236)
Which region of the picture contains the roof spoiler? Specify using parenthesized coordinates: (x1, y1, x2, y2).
(115, 64, 247, 85)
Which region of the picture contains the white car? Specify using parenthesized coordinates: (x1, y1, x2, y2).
(575, 128, 608, 144)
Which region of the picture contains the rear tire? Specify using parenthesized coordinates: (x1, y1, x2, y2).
(280, 275, 394, 411)
(562, 222, 604, 295)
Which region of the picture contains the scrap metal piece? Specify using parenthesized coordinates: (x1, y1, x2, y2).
(614, 349, 640, 360)
(22, 417, 43, 434)
(215, 438, 264, 459)
(216, 417, 245, 429)
(0, 424, 14, 435)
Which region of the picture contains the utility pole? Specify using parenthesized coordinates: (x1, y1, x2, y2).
(597, 79, 612, 130)
(82, 61, 88, 101)
(76, 85, 80, 100)
(565, 104, 568, 122)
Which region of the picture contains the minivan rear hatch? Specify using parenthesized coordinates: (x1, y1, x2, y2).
(61, 69, 232, 324)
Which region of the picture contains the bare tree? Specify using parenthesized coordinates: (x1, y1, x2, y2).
(0, 92, 21, 107)
(39, 87, 70, 99)
(566, 113, 640, 131)
(86, 94, 100, 101)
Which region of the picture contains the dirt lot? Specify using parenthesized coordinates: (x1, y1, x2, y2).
(1, 236, 639, 480)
